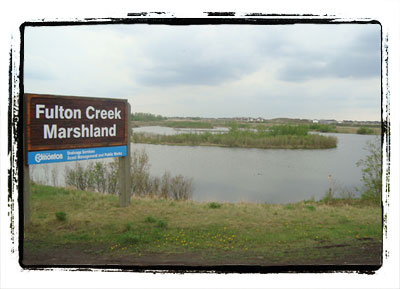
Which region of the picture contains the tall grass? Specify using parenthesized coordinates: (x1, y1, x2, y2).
(65, 150, 193, 200)
(132, 125, 337, 149)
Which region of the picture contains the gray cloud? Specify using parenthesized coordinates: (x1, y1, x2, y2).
(124, 25, 262, 87)
(276, 25, 381, 82)
(24, 23, 381, 121)
(136, 57, 257, 87)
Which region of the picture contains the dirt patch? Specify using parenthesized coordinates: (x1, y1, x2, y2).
(22, 240, 382, 269)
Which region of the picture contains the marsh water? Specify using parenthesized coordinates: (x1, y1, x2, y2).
(30, 126, 378, 204)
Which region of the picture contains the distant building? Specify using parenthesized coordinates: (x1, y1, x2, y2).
(319, 119, 337, 125)
(343, 120, 354, 124)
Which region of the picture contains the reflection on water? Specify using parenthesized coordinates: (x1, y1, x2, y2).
(30, 128, 378, 204)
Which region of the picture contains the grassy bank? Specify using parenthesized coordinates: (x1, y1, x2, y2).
(309, 124, 381, 135)
(132, 126, 338, 149)
(24, 184, 382, 266)
(131, 118, 381, 136)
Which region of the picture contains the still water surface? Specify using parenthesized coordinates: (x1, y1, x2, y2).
(30, 127, 378, 204)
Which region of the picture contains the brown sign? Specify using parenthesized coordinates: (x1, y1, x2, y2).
(25, 93, 128, 152)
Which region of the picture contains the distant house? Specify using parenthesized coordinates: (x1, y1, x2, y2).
(312, 119, 319, 124)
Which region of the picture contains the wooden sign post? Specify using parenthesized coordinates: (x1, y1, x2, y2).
(24, 93, 131, 224)
(119, 102, 131, 207)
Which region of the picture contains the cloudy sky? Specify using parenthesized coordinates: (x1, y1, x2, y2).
(24, 23, 381, 121)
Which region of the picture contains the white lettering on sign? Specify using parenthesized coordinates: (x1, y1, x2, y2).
(86, 106, 122, 120)
(43, 124, 117, 139)
(35, 104, 122, 120)
(34, 152, 63, 163)
(35, 104, 82, 119)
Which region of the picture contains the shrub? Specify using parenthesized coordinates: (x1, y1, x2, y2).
(357, 126, 375, 135)
(160, 171, 171, 199)
(55, 211, 67, 222)
(356, 138, 382, 202)
(169, 175, 194, 201)
(106, 160, 119, 194)
(63, 150, 194, 201)
(65, 161, 119, 194)
(92, 162, 107, 193)
(144, 216, 157, 223)
(129, 150, 193, 200)
(208, 202, 222, 209)
(130, 149, 150, 197)
(305, 205, 316, 212)
(309, 124, 336, 133)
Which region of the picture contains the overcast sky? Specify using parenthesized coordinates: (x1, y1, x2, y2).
(24, 23, 381, 121)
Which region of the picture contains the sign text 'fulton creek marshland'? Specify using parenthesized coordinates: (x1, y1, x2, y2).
(25, 94, 129, 164)
(37, 104, 122, 139)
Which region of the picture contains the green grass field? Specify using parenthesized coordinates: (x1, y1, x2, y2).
(24, 184, 382, 266)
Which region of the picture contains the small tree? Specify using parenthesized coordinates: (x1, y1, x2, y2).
(93, 162, 107, 193)
(356, 138, 382, 202)
(130, 149, 150, 197)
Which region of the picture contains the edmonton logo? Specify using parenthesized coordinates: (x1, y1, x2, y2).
(34, 152, 63, 163)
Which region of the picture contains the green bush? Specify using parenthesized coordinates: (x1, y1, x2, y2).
(356, 138, 382, 202)
(65, 161, 118, 194)
(144, 216, 157, 223)
(55, 211, 67, 222)
(309, 124, 336, 133)
(305, 205, 316, 212)
(357, 126, 375, 135)
(208, 202, 222, 209)
(64, 149, 194, 200)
